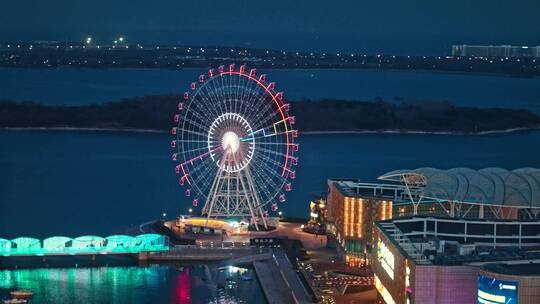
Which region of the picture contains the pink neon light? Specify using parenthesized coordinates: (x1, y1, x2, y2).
(258, 74, 266, 83)
(181, 166, 191, 185)
(199, 74, 205, 83)
(288, 116, 296, 124)
(171, 140, 176, 148)
(292, 143, 299, 151)
(179, 178, 184, 186)
(171, 127, 177, 135)
(208, 69, 214, 78)
(172, 153, 178, 161)
(289, 171, 296, 179)
(175, 165, 181, 174)
(192, 199, 198, 206)
(292, 130, 298, 138)
(240, 65, 245, 74)
(267, 82, 275, 90)
(218, 65, 224, 74)
(285, 183, 292, 191)
(279, 194, 286, 202)
(229, 63, 235, 72)
(271, 203, 278, 211)
(185, 189, 191, 197)
(249, 68, 256, 77)
(291, 157, 298, 165)
(174, 114, 179, 123)
(178, 103, 184, 111)
(183, 92, 189, 100)
(276, 92, 283, 101)
(190, 82, 196, 90)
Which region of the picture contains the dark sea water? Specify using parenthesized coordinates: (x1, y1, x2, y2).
(1, 68, 540, 303)
(0, 264, 265, 304)
(1, 130, 539, 239)
(1, 68, 540, 113)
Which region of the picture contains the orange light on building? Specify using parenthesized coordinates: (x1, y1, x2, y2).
(380, 200, 393, 220)
(358, 198, 363, 238)
(344, 197, 349, 236)
(351, 197, 355, 237)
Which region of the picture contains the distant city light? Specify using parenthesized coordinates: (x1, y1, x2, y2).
(86, 37, 92, 44)
(118, 37, 124, 42)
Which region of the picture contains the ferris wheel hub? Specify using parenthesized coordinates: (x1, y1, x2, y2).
(208, 112, 254, 173)
(222, 131, 240, 153)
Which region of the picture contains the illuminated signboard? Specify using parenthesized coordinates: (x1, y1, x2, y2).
(477, 274, 518, 304)
(377, 239, 395, 280)
(375, 274, 397, 304)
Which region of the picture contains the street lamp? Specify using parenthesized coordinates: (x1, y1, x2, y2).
(85, 37, 92, 45)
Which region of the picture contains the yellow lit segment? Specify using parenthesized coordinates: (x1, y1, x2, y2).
(374, 274, 397, 304)
(344, 197, 349, 236)
(351, 197, 355, 237)
(358, 198, 363, 237)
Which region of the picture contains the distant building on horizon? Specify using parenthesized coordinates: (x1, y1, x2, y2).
(452, 44, 540, 58)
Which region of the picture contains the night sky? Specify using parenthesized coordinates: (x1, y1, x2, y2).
(1, 0, 539, 54)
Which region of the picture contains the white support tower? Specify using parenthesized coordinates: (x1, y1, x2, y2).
(202, 146, 267, 230)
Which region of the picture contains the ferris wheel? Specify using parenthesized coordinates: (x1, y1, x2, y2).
(171, 64, 299, 228)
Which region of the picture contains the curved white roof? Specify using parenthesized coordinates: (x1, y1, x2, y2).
(379, 167, 540, 207)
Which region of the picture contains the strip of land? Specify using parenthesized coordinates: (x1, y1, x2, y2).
(1, 95, 539, 134)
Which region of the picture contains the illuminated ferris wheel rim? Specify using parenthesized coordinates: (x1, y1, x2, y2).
(172, 64, 299, 212)
(191, 70, 293, 176)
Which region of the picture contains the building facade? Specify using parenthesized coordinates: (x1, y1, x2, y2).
(371, 216, 540, 304)
(452, 45, 540, 58)
(326, 179, 392, 266)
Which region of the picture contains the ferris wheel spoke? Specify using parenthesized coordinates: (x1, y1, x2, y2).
(256, 145, 288, 159)
(252, 149, 288, 174)
(176, 139, 208, 144)
(248, 158, 285, 203)
(250, 153, 287, 184)
(191, 93, 220, 124)
(178, 128, 209, 138)
(180, 146, 222, 166)
(200, 79, 225, 117)
(242, 86, 267, 125)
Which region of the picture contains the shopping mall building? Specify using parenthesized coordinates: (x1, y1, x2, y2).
(326, 168, 540, 266)
(371, 216, 540, 304)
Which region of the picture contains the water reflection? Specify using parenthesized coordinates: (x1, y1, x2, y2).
(0, 265, 265, 304)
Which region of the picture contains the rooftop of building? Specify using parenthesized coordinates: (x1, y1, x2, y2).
(375, 216, 540, 267)
(379, 167, 540, 208)
(329, 178, 407, 200)
(482, 262, 540, 276)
